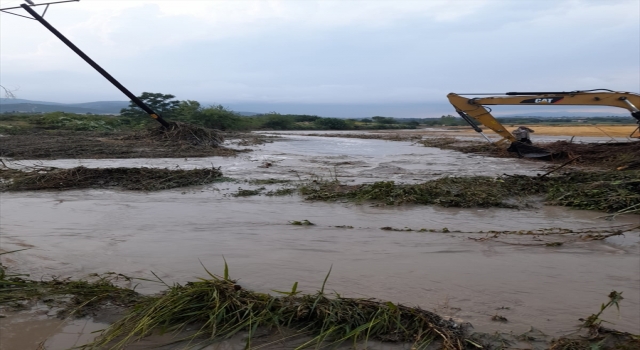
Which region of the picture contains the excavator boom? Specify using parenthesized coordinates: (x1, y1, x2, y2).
(447, 90, 640, 143)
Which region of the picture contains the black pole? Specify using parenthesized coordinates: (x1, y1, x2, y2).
(20, 4, 172, 128)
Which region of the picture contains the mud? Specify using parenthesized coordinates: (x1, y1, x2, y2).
(1, 133, 639, 349)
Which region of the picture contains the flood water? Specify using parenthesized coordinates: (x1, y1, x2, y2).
(1, 134, 639, 348)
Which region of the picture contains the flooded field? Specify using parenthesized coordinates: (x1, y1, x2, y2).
(1, 134, 639, 349)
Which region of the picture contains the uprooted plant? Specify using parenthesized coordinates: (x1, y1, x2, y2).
(0, 255, 144, 318)
(83, 264, 467, 350)
(548, 291, 639, 350)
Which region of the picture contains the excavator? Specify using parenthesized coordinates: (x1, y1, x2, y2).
(447, 89, 640, 157)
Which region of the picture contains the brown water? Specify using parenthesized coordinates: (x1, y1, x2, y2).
(1, 135, 639, 348)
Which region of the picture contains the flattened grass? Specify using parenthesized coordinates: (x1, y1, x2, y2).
(0, 270, 143, 317)
(299, 171, 640, 213)
(85, 272, 465, 350)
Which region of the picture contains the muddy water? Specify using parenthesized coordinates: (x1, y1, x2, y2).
(1, 135, 640, 348)
(5, 134, 545, 183)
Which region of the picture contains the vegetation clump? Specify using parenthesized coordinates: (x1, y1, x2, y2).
(299, 171, 640, 213)
(85, 268, 466, 350)
(544, 140, 640, 170)
(129, 122, 224, 147)
(0, 263, 143, 318)
(548, 291, 640, 350)
(0, 166, 223, 191)
(418, 137, 640, 170)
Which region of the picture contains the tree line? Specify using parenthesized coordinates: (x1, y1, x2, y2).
(119, 92, 423, 131)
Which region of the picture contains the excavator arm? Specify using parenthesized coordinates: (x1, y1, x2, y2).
(447, 90, 640, 143)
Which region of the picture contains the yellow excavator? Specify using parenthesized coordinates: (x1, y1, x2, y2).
(447, 89, 640, 157)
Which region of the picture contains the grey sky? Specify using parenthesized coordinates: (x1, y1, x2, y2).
(1, 0, 638, 117)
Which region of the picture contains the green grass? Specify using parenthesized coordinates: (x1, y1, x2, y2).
(299, 171, 640, 213)
(83, 266, 465, 350)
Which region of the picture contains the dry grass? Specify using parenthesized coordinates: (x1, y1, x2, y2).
(457, 125, 638, 137)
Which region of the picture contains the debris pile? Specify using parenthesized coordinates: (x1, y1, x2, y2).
(0, 270, 143, 318)
(0, 122, 236, 160)
(86, 272, 466, 350)
(300, 171, 640, 213)
(419, 137, 640, 170)
(0, 166, 223, 191)
(131, 122, 224, 147)
(544, 140, 640, 170)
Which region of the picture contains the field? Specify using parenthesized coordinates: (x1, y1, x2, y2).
(461, 124, 638, 137)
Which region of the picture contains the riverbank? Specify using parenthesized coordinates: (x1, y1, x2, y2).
(1, 130, 639, 349)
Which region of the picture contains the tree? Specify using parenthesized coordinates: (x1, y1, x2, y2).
(314, 117, 349, 130)
(192, 105, 245, 130)
(293, 115, 320, 122)
(174, 100, 202, 121)
(439, 115, 459, 126)
(120, 92, 180, 119)
(261, 114, 295, 130)
(372, 116, 395, 124)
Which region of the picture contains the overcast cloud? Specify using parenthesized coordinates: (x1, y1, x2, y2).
(0, 0, 638, 116)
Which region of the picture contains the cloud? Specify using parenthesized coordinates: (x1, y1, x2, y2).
(1, 0, 638, 105)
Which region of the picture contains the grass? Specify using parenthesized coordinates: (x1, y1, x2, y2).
(298, 171, 640, 213)
(0, 270, 144, 318)
(83, 266, 466, 350)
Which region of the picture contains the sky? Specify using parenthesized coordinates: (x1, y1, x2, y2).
(0, 0, 639, 117)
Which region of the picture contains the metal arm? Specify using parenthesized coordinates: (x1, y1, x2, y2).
(447, 91, 640, 142)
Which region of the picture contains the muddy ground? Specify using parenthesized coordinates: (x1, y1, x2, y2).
(1, 129, 639, 349)
(0, 129, 274, 159)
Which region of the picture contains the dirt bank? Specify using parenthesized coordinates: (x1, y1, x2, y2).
(0, 166, 224, 191)
(418, 138, 640, 170)
(0, 126, 266, 159)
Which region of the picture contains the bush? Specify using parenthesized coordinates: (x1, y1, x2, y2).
(260, 114, 295, 130)
(314, 117, 350, 130)
(191, 105, 246, 131)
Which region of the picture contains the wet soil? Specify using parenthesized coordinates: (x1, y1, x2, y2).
(0, 130, 263, 159)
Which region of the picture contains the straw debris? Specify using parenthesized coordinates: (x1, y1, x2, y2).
(299, 171, 640, 213)
(0, 125, 238, 160)
(128, 122, 224, 147)
(418, 138, 640, 170)
(0, 166, 223, 191)
(0, 270, 143, 318)
(84, 271, 466, 350)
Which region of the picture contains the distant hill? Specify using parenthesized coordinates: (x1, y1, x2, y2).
(0, 98, 632, 118)
(0, 98, 128, 114)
